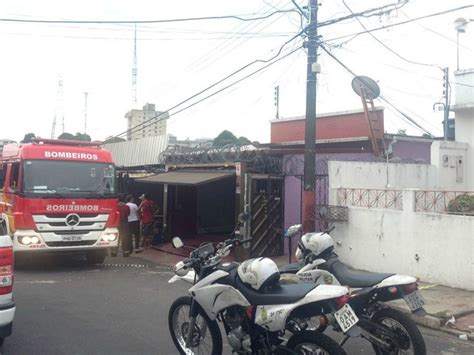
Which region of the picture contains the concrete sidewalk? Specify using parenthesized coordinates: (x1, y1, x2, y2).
(135, 248, 474, 340)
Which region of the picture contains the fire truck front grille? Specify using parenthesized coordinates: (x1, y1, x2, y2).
(33, 214, 109, 232)
(45, 240, 97, 247)
(44, 213, 99, 219)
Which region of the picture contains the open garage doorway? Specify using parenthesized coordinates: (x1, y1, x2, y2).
(136, 170, 236, 247)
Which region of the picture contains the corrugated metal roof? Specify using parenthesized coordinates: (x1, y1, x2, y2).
(136, 170, 234, 185)
(102, 135, 169, 168)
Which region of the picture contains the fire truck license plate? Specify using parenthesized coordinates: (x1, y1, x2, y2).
(334, 304, 359, 333)
(403, 291, 426, 311)
(62, 235, 82, 242)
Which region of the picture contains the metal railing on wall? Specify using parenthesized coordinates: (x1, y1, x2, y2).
(337, 188, 404, 210)
(415, 190, 474, 215)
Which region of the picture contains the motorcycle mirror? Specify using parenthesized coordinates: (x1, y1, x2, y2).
(286, 224, 302, 238)
(172, 237, 184, 249)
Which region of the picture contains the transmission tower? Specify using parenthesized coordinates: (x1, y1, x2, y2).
(84, 92, 88, 134)
(51, 77, 65, 139)
(132, 24, 138, 105)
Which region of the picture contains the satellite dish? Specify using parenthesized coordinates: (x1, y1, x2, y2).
(351, 76, 380, 100)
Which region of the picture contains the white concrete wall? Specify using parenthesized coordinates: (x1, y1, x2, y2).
(331, 190, 474, 290)
(329, 161, 438, 191)
(453, 69, 474, 190)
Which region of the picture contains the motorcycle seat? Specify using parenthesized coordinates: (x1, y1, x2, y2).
(278, 262, 302, 274)
(235, 276, 317, 306)
(322, 257, 394, 288)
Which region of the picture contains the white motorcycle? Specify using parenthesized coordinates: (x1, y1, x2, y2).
(168, 236, 360, 354)
(280, 225, 427, 354)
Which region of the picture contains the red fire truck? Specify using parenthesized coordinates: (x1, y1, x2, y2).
(0, 138, 119, 264)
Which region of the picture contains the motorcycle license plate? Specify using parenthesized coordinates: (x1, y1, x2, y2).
(334, 304, 359, 333)
(403, 291, 426, 311)
(62, 235, 82, 242)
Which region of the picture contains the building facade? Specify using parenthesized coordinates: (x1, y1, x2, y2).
(125, 103, 169, 140)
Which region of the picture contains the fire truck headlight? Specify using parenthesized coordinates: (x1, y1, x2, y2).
(18, 235, 41, 245)
(20, 236, 32, 245)
(101, 233, 118, 242)
(30, 236, 40, 244)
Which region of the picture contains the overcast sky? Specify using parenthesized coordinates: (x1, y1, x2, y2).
(0, 0, 473, 143)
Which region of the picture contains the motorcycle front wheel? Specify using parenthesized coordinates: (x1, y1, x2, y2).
(168, 296, 223, 355)
(371, 308, 426, 355)
(286, 330, 347, 355)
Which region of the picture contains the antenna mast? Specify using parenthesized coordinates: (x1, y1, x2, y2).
(84, 92, 88, 134)
(132, 24, 138, 105)
(51, 76, 65, 138)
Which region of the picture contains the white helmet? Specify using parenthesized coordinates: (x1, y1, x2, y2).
(237, 257, 280, 291)
(296, 232, 334, 260)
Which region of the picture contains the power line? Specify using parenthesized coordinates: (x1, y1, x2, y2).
(114, 32, 304, 138)
(0, 9, 300, 24)
(324, 5, 474, 44)
(340, 0, 441, 70)
(319, 44, 433, 135)
(399, 10, 472, 52)
(118, 45, 302, 138)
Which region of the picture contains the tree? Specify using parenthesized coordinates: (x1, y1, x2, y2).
(58, 132, 76, 140)
(21, 133, 36, 143)
(213, 130, 253, 148)
(397, 129, 407, 136)
(238, 136, 252, 146)
(213, 130, 237, 147)
(58, 132, 91, 141)
(103, 136, 126, 144)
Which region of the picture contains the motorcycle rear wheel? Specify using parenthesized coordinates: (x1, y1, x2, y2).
(286, 330, 347, 355)
(168, 296, 222, 355)
(371, 308, 426, 355)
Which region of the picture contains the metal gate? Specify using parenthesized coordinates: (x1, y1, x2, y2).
(314, 159, 329, 231)
(247, 174, 283, 257)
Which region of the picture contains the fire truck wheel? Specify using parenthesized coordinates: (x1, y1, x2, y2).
(85, 250, 107, 265)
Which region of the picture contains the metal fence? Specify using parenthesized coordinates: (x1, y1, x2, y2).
(337, 188, 403, 210)
(415, 190, 474, 214)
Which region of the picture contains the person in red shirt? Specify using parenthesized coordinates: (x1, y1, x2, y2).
(113, 194, 132, 257)
(138, 193, 155, 250)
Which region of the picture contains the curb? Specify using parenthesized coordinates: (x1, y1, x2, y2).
(391, 305, 474, 342)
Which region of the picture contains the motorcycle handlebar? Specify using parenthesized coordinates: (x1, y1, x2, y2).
(325, 225, 336, 234)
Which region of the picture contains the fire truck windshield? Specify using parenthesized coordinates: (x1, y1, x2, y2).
(21, 160, 116, 199)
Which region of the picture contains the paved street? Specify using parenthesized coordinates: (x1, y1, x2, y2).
(4, 255, 474, 354)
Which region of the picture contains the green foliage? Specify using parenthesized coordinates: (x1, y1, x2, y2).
(21, 133, 36, 143)
(397, 129, 407, 136)
(213, 130, 253, 148)
(103, 136, 126, 144)
(447, 194, 474, 215)
(58, 132, 91, 141)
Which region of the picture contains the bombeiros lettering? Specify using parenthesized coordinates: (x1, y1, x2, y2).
(44, 151, 99, 160)
(46, 205, 99, 212)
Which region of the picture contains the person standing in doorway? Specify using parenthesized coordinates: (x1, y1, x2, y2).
(139, 193, 155, 250)
(126, 194, 141, 253)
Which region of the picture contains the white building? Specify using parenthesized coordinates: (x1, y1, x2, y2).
(125, 103, 169, 141)
(451, 68, 474, 190)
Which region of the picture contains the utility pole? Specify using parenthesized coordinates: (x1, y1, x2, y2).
(443, 67, 449, 140)
(132, 23, 138, 105)
(303, 0, 319, 233)
(274, 85, 280, 119)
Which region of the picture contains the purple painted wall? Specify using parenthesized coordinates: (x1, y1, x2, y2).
(391, 140, 432, 164)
